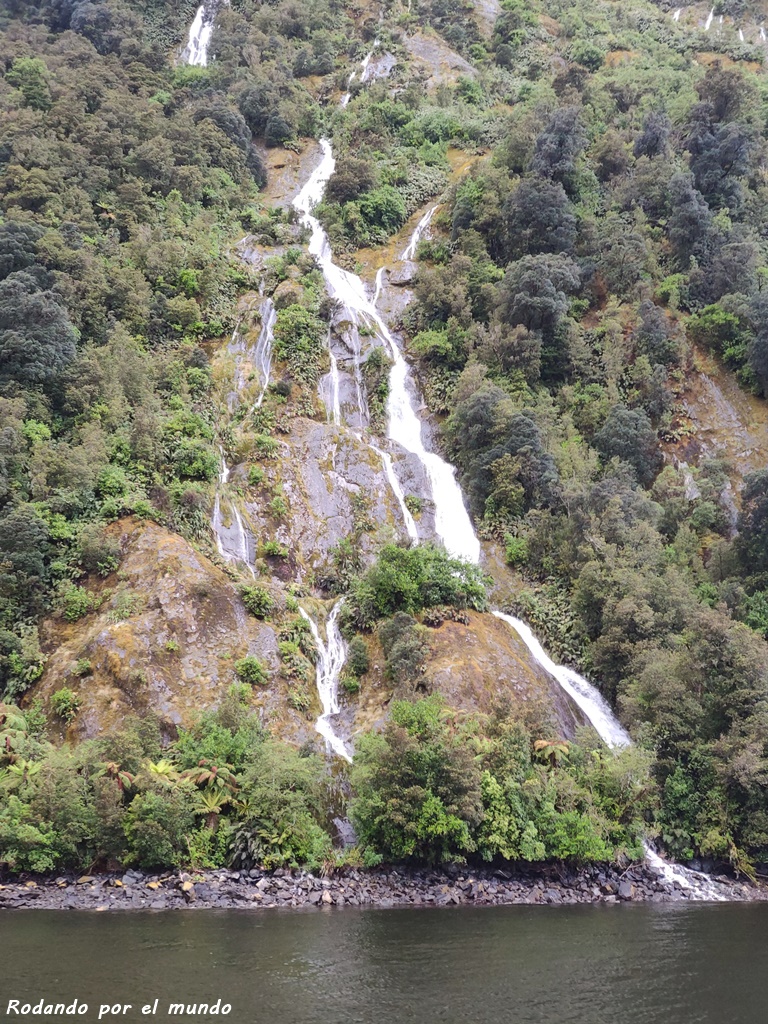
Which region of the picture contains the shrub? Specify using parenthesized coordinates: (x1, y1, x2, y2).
(504, 535, 529, 567)
(50, 688, 81, 723)
(347, 543, 487, 630)
(235, 655, 269, 686)
(262, 540, 288, 558)
(240, 585, 274, 619)
(346, 636, 370, 677)
(61, 585, 94, 622)
(287, 683, 312, 713)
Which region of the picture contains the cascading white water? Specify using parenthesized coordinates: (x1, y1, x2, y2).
(372, 267, 385, 307)
(300, 602, 352, 762)
(401, 205, 438, 261)
(291, 136, 421, 542)
(489, 612, 727, 899)
(673, 8, 682, 22)
(739, 28, 745, 42)
(762, 26, 766, 41)
(211, 451, 254, 574)
(492, 612, 631, 749)
(181, 4, 214, 66)
(252, 298, 277, 410)
(321, 328, 342, 426)
(705, 7, 715, 30)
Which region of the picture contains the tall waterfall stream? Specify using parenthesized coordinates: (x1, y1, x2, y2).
(188, 17, 725, 897)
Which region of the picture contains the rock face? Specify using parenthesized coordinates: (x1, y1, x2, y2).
(351, 610, 586, 742)
(30, 519, 283, 740)
(241, 417, 418, 571)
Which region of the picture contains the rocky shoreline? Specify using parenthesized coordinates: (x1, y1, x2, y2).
(0, 862, 764, 912)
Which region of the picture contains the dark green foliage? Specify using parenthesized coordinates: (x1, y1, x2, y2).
(351, 698, 649, 866)
(347, 544, 487, 631)
(378, 614, 431, 688)
(346, 636, 370, 677)
(272, 305, 326, 388)
(240, 584, 274, 619)
(501, 177, 576, 260)
(529, 107, 587, 194)
(0, 274, 77, 391)
(234, 655, 269, 686)
(593, 406, 662, 486)
(738, 471, 768, 573)
(350, 697, 483, 864)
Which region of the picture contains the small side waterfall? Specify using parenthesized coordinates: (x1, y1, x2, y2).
(492, 612, 631, 749)
(211, 452, 254, 574)
(739, 28, 745, 42)
(400, 205, 438, 261)
(673, 8, 682, 22)
(252, 298, 277, 410)
(321, 328, 342, 426)
(492, 612, 726, 899)
(705, 7, 715, 30)
(300, 602, 352, 762)
(181, 4, 214, 66)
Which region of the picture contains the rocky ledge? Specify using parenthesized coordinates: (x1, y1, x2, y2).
(0, 863, 764, 911)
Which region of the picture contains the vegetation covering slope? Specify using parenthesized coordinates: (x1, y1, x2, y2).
(2, 0, 768, 876)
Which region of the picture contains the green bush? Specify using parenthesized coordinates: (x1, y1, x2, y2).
(346, 636, 370, 677)
(347, 543, 487, 630)
(235, 655, 269, 686)
(240, 585, 274, 619)
(61, 586, 94, 623)
(50, 687, 81, 723)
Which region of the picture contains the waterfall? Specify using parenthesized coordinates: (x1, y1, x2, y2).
(340, 46, 377, 108)
(300, 602, 352, 762)
(372, 267, 385, 307)
(280, 45, 730, 895)
(761, 26, 766, 41)
(321, 328, 342, 426)
(705, 7, 714, 30)
(400, 205, 438, 261)
(291, 138, 421, 541)
(181, 4, 214, 66)
(252, 298, 277, 410)
(211, 452, 255, 574)
(492, 612, 631, 749)
(673, 8, 682, 22)
(739, 28, 745, 42)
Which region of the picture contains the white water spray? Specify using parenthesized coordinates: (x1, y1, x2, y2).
(705, 6, 714, 30)
(300, 602, 352, 762)
(291, 138, 423, 543)
(401, 205, 438, 260)
(492, 612, 631, 749)
(761, 26, 766, 42)
(739, 28, 745, 42)
(181, 4, 214, 66)
(252, 298, 277, 409)
(211, 452, 254, 574)
(673, 8, 681, 22)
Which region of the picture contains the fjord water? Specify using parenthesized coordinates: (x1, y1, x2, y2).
(4, 905, 768, 1024)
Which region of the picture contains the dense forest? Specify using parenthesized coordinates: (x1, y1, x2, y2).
(2, 0, 768, 878)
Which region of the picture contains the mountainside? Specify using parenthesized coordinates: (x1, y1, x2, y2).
(3, 0, 768, 879)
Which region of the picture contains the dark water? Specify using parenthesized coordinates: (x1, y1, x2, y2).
(1, 904, 767, 1024)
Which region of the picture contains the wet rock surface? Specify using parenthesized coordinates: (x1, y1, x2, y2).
(31, 519, 281, 740)
(0, 863, 762, 912)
